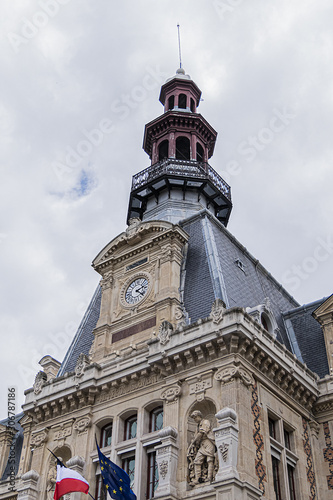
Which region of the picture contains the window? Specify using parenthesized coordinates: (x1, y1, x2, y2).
(287, 465, 296, 500)
(168, 95, 174, 110)
(176, 136, 190, 160)
(96, 475, 107, 500)
(122, 456, 135, 490)
(100, 423, 112, 448)
(150, 407, 163, 432)
(196, 143, 204, 162)
(178, 93, 187, 109)
(190, 98, 195, 113)
(124, 415, 137, 440)
(146, 452, 158, 499)
(158, 140, 169, 161)
(269, 418, 277, 440)
(272, 457, 282, 500)
(268, 414, 298, 500)
(284, 428, 291, 450)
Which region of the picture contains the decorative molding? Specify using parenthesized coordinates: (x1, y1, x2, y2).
(30, 428, 48, 448)
(74, 353, 90, 378)
(158, 321, 173, 345)
(159, 460, 169, 479)
(96, 373, 162, 403)
(323, 421, 333, 490)
(302, 418, 317, 499)
(33, 371, 47, 395)
(161, 384, 181, 404)
(73, 416, 91, 434)
(210, 298, 226, 324)
(219, 442, 229, 462)
(251, 382, 266, 494)
(215, 365, 253, 387)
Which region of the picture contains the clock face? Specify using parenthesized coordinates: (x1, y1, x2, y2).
(125, 277, 149, 304)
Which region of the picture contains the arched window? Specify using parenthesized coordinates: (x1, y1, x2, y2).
(124, 415, 137, 440)
(176, 136, 190, 160)
(178, 93, 187, 109)
(100, 422, 112, 448)
(158, 140, 169, 161)
(168, 95, 174, 110)
(196, 143, 204, 162)
(190, 98, 195, 113)
(150, 407, 163, 432)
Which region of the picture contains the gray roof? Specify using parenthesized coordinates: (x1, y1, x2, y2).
(57, 285, 101, 376)
(0, 412, 24, 480)
(181, 211, 299, 349)
(282, 298, 329, 379)
(57, 209, 328, 381)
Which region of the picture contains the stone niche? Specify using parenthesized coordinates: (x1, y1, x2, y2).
(186, 399, 218, 486)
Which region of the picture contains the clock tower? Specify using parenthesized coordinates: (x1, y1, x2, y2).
(90, 67, 232, 363)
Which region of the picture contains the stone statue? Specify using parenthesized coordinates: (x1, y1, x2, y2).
(187, 410, 216, 485)
(46, 457, 59, 499)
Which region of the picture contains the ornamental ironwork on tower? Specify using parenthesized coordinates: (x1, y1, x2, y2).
(127, 68, 232, 226)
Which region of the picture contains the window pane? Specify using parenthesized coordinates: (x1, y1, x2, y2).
(269, 418, 276, 440)
(101, 423, 112, 448)
(96, 475, 107, 500)
(125, 416, 137, 440)
(147, 452, 159, 499)
(151, 408, 163, 432)
(288, 465, 296, 500)
(123, 456, 135, 490)
(284, 429, 291, 450)
(272, 457, 281, 500)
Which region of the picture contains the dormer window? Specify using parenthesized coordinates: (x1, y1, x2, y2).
(178, 93, 187, 109)
(246, 299, 278, 337)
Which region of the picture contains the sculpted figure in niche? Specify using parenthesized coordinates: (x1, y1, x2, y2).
(46, 457, 61, 500)
(187, 410, 216, 485)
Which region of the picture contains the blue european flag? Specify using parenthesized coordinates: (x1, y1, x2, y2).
(96, 442, 136, 500)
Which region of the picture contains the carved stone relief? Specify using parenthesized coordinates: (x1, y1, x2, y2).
(73, 416, 91, 434)
(158, 321, 173, 345)
(161, 384, 181, 404)
(33, 371, 47, 395)
(30, 428, 48, 448)
(210, 298, 226, 324)
(74, 353, 90, 378)
(214, 365, 253, 387)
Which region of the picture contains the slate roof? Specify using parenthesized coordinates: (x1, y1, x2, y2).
(0, 412, 24, 480)
(282, 298, 329, 379)
(57, 209, 328, 381)
(57, 285, 101, 376)
(181, 211, 299, 350)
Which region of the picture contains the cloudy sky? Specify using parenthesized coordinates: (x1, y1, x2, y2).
(1, 0, 333, 417)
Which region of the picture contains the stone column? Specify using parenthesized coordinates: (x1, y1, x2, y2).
(213, 408, 239, 481)
(154, 427, 178, 498)
(66, 456, 86, 500)
(17, 470, 39, 500)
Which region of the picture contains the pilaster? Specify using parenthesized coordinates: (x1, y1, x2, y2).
(154, 427, 178, 499)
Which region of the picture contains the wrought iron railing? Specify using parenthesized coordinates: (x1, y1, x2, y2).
(131, 159, 231, 201)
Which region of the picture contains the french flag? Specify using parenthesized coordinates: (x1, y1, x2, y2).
(53, 462, 89, 500)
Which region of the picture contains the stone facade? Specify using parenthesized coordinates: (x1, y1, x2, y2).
(1, 69, 332, 500)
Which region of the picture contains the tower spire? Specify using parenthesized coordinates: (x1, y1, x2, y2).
(177, 24, 182, 69)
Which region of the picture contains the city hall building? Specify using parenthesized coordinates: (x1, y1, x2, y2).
(1, 68, 333, 500)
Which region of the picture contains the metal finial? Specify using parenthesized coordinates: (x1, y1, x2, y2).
(177, 24, 182, 69)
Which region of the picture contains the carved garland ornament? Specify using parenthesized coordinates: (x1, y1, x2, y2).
(214, 365, 253, 387)
(159, 460, 169, 479)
